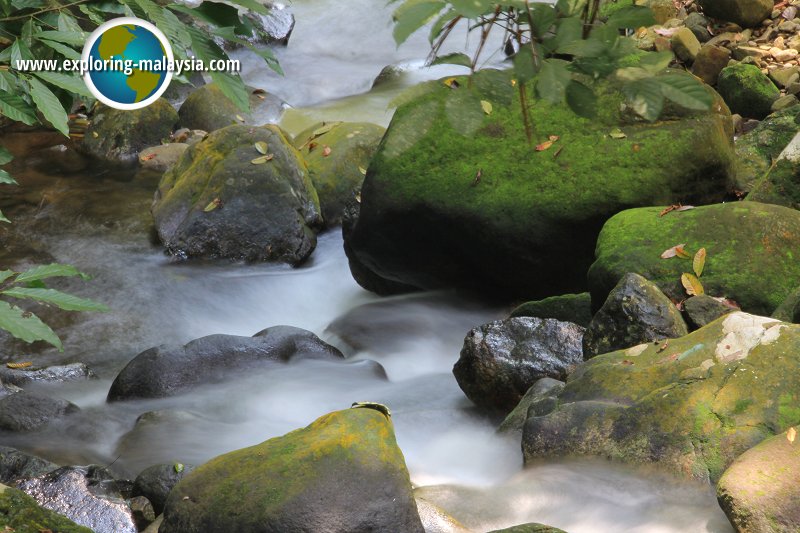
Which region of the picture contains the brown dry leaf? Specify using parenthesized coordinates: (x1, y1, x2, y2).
(254, 141, 268, 155)
(251, 154, 274, 165)
(535, 140, 554, 152)
(322, 146, 332, 157)
(693, 247, 707, 277)
(140, 153, 157, 161)
(6, 361, 32, 369)
(632, 143, 641, 153)
(204, 198, 221, 212)
(675, 246, 691, 259)
(682, 272, 705, 296)
(308, 142, 318, 152)
(661, 243, 687, 259)
(788, 427, 797, 443)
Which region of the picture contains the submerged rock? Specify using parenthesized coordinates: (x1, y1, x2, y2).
(345, 71, 733, 299)
(0, 391, 79, 432)
(717, 429, 800, 532)
(509, 293, 593, 328)
(80, 100, 178, 164)
(522, 312, 800, 482)
(18, 466, 137, 533)
(0, 362, 95, 387)
(588, 202, 800, 316)
(454, 317, 584, 414)
(108, 326, 343, 401)
(583, 273, 688, 359)
(151, 124, 322, 264)
(294, 121, 385, 226)
(160, 408, 424, 533)
(0, 483, 92, 533)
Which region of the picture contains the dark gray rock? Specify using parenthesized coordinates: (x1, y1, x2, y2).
(583, 273, 688, 359)
(773, 286, 800, 323)
(17, 465, 137, 533)
(684, 295, 737, 329)
(133, 463, 195, 515)
(509, 293, 593, 328)
(498, 377, 565, 434)
(453, 317, 584, 414)
(0, 362, 95, 387)
(487, 524, 568, 533)
(0, 392, 80, 432)
(177, 83, 287, 132)
(107, 326, 343, 401)
(684, 12, 712, 42)
(0, 447, 57, 484)
(129, 495, 156, 530)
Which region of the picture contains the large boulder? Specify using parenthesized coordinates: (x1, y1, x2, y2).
(18, 466, 137, 533)
(0, 483, 93, 533)
(453, 317, 584, 414)
(733, 107, 800, 193)
(587, 202, 800, 317)
(294, 122, 385, 226)
(717, 429, 800, 532)
(698, 0, 773, 28)
(522, 312, 800, 482)
(346, 71, 734, 299)
(717, 64, 781, 120)
(0, 391, 79, 432)
(488, 525, 568, 533)
(748, 131, 800, 208)
(160, 407, 425, 533)
(583, 273, 688, 359)
(133, 463, 195, 515)
(151, 124, 322, 264)
(80, 99, 178, 164)
(498, 377, 565, 435)
(177, 83, 287, 132)
(0, 447, 57, 485)
(108, 326, 343, 401)
(509, 293, 593, 328)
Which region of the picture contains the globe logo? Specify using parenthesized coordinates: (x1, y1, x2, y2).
(82, 17, 173, 110)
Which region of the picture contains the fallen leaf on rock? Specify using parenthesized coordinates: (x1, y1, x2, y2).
(91, 131, 99, 138)
(251, 154, 274, 164)
(312, 122, 340, 137)
(140, 153, 157, 161)
(626, 344, 649, 357)
(358, 166, 367, 176)
(443, 77, 460, 89)
(535, 140, 554, 152)
(788, 427, 797, 443)
(693, 247, 707, 277)
(254, 141, 268, 155)
(235, 114, 245, 122)
(322, 146, 332, 157)
(609, 128, 626, 139)
(481, 100, 493, 115)
(657, 340, 669, 353)
(661, 244, 687, 259)
(659, 204, 695, 217)
(682, 272, 705, 296)
(549, 135, 559, 142)
(6, 361, 32, 369)
(204, 198, 221, 212)
(654, 27, 679, 37)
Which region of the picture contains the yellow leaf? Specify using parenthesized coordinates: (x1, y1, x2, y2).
(235, 114, 245, 122)
(358, 166, 367, 176)
(788, 427, 797, 443)
(535, 140, 554, 152)
(251, 154, 274, 165)
(693, 247, 707, 277)
(91, 131, 99, 138)
(481, 100, 493, 115)
(443, 77, 460, 89)
(609, 128, 627, 139)
(204, 198, 221, 212)
(6, 361, 32, 369)
(681, 273, 704, 296)
(312, 122, 341, 137)
(675, 246, 692, 260)
(254, 141, 268, 155)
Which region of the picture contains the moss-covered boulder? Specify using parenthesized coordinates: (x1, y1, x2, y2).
(294, 122, 385, 226)
(152, 124, 322, 264)
(717, 429, 800, 532)
(697, 0, 772, 28)
(160, 408, 424, 533)
(0, 483, 93, 533)
(747, 132, 800, 209)
(773, 287, 800, 323)
(509, 293, 593, 328)
(177, 83, 286, 132)
(498, 377, 565, 435)
(346, 71, 734, 299)
(522, 312, 800, 482)
(587, 202, 800, 316)
(718, 64, 781, 120)
(488, 524, 568, 533)
(684, 295, 737, 329)
(80, 99, 178, 164)
(734, 107, 800, 193)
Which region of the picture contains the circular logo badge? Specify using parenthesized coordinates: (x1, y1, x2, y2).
(82, 17, 173, 110)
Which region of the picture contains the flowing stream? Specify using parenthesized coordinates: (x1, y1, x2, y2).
(0, 0, 734, 531)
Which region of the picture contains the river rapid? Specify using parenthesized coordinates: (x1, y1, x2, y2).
(0, 1, 734, 531)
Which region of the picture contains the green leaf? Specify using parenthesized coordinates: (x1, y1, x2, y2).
(393, 1, 445, 45)
(529, 3, 557, 40)
(28, 77, 70, 136)
(0, 169, 17, 185)
(551, 16, 583, 54)
(0, 300, 62, 350)
(173, 1, 246, 34)
(0, 209, 9, 223)
(35, 30, 86, 46)
(0, 146, 13, 166)
(639, 50, 674, 74)
(0, 271, 15, 284)
(473, 68, 514, 105)
(606, 5, 655, 29)
(0, 93, 38, 126)
(225, 0, 271, 15)
(565, 80, 597, 119)
(513, 46, 539, 84)
(536, 58, 572, 104)
(12, 0, 47, 8)
(136, 0, 191, 47)
(11, 39, 33, 64)
(211, 27, 283, 75)
(2, 287, 110, 312)
(33, 71, 92, 98)
(57, 11, 83, 33)
(445, 87, 484, 136)
(430, 52, 472, 68)
(624, 77, 664, 121)
(657, 73, 713, 111)
(449, 0, 491, 18)
(187, 27, 250, 112)
(37, 38, 81, 60)
(78, 4, 107, 25)
(15, 263, 88, 283)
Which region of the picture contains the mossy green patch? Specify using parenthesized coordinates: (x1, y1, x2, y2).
(510, 293, 593, 327)
(734, 107, 800, 193)
(0, 484, 93, 533)
(717, 63, 780, 119)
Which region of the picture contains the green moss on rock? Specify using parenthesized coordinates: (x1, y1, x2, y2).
(0, 484, 93, 533)
(717, 63, 780, 119)
(735, 107, 800, 193)
(348, 71, 734, 298)
(510, 293, 593, 328)
(588, 202, 800, 316)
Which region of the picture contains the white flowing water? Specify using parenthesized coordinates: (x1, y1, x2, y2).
(0, 1, 734, 531)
